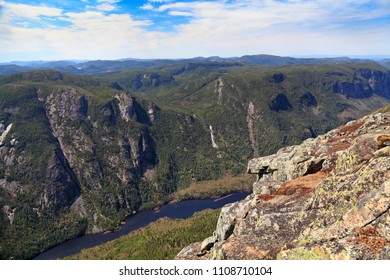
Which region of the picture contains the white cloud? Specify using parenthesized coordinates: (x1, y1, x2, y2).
(0, 0, 389, 61)
(3, 2, 62, 20)
(168, 11, 193, 16)
(97, 0, 121, 3)
(148, 0, 390, 57)
(92, 0, 122, 12)
(96, 3, 117, 11)
(141, 0, 173, 11)
(140, 4, 154, 10)
(0, 4, 161, 61)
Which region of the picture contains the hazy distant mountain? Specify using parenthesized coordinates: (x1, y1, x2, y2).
(0, 64, 35, 76)
(379, 59, 390, 69)
(0, 54, 382, 76)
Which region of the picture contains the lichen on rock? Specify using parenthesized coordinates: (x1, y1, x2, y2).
(177, 108, 390, 260)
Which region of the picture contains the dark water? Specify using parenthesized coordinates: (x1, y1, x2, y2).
(34, 192, 250, 260)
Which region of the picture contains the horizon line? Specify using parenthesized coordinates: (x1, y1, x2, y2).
(1, 54, 390, 64)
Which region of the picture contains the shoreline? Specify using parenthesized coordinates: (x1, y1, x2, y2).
(33, 191, 251, 260)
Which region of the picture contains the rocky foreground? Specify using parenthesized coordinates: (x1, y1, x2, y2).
(176, 108, 390, 260)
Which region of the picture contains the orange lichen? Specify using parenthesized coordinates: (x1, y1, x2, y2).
(258, 194, 275, 201)
(376, 134, 390, 148)
(275, 170, 330, 196)
(347, 226, 389, 252)
(338, 120, 364, 134)
(311, 135, 353, 157)
(323, 141, 352, 155)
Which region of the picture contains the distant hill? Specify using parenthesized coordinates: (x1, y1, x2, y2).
(0, 64, 35, 76)
(379, 59, 390, 69)
(0, 54, 381, 76)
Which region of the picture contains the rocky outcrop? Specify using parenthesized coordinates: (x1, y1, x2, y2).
(177, 108, 390, 260)
(0, 124, 13, 146)
(39, 147, 81, 211)
(43, 88, 103, 190)
(115, 92, 152, 125)
(115, 92, 136, 122)
(129, 128, 159, 178)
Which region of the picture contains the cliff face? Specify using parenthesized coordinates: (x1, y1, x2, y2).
(332, 68, 390, 99)
(0, 83, 208, 259)
(177, 108, 390, 260)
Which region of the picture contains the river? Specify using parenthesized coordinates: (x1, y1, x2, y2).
(34, 192, 251, 260)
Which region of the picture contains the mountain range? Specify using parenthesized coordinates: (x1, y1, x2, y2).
(1, 54, 389, 76)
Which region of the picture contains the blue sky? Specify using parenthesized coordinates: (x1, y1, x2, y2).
(0, 0, 389, 62)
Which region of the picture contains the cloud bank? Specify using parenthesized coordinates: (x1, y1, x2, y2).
(0, 0, 389, 61)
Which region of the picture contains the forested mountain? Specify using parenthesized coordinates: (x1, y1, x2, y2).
(0, 54, 381, 76)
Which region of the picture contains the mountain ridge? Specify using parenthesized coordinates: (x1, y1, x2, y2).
(0, 54, 387, 76)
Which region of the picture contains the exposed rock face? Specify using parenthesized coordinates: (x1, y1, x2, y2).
(209, 125, 219, 149)
(0, 124, 13, 146)
(0, 88, 159, 238)
(333, 81, 372, 99)
(333, 68, 390, 99)
(39, 147, 81, 211)
(115, 92, 152, 125)
(246, 101, 258, 156)
(115, 92, 135, 122)
(215, 77, 224, 105)
(44, 88, 103, 190)
(177, 108, 390, 260)
(357, 68, 390, 99)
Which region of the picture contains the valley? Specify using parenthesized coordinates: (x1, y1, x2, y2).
(0, 56, 389, 259)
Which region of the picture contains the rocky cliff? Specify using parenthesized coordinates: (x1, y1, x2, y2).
(177, 106, 390, 260)
(0, 79, 215, 259)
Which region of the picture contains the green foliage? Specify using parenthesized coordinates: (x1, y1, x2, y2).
(66, 208, 220, 260)
(0, 70, 99, 88)
(172, 173, 252, 201)
(0, 207, 87, 259)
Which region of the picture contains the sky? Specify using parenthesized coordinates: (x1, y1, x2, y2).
(0, 0, 389, 62)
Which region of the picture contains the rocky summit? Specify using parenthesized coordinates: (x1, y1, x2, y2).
(177, 106, 390, 260)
